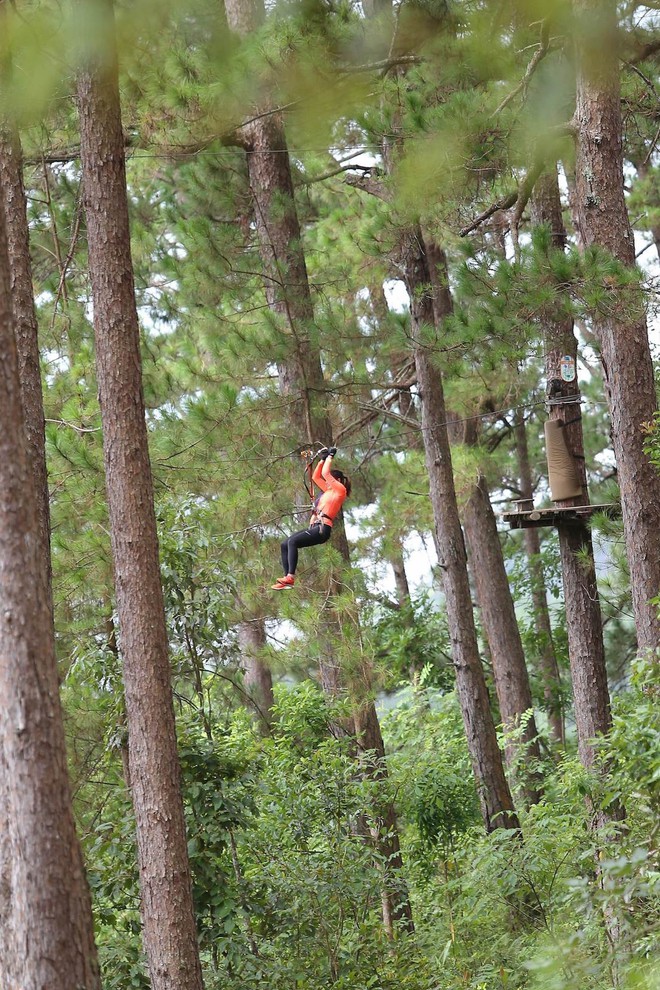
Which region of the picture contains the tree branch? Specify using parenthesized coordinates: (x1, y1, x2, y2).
(346, 55, 422, 75)
(23, 146, 83, 166)
(460, 123, 576, 239)
(363, 590, 401, 611)
(510, 157, 548, 257)
(459, 189, 518, 237)
(335, 362, 417, 444)
(491, 21, 551, 117)
(300, 163, 375, 186)
(343, 173, 389, 200)
(627, 37, 660, 65)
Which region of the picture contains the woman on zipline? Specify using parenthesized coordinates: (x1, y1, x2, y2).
(272, 447, 351, 590)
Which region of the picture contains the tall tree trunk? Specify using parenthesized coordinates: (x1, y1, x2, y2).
(462, 458, 543, 806)
(382, 62, 517, 826)
(76, 4, 204, 988)
(0, 107, 50, 608)
(353, 703, 414, 937)
(513, 413, 566, 745)
(391, 540, 412, 606)
(573, 0, 660, 650)
(229, 84, 329, 439)
(0, 741, 11, 976)
(237, 619, 275, 735)
(532, 168, 623, 820)
(0, 161, 100, 990)
(534, 165, 626, 952)
(402, 230, 519, 833)
(370, 283, 417, 426)
(224, 0, 413, 935)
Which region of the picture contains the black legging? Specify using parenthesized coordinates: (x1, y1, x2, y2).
(281, 523, 332, 576)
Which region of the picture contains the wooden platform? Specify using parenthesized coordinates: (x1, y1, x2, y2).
(501, 502, 618, 530)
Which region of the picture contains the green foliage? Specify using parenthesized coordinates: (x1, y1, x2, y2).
(157, 494, 239, 683)
(16, 0, 660, 984)
(384, 693, 481, 853)
(88, 811, 148, 990)
(185, 690, 437, 989)
(368, 592, 454, 691)
(179, 723, 262, 972)
(600, 653, 660, 821)
(68, 647, 660, 990)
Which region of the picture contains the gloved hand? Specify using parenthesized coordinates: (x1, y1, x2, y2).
(328, 447, 337, 457)
(317, 447, 329, 460)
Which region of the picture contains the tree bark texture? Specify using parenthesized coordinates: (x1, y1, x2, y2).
(0, 172, 100, 990)
(237, 619, 275, 734)
(462, 466, 543, 805)
(391, 540, 412, 607)
(513, 414, 566, 745)
(573, 0, 660, 650)
(402, 229, 519, 832)
(234, 104, 353, 695)
(225, 0, 413, 934)
(0, 112, 51, 609)
(239, 111, 330, 440)
(0, 739, 12, 978)
(532, 170, 616, 774)
(370, 283, 417, 428)
(353, 702, 415, 935)
(76, 4, 204, 988)
(533, 170, 625, 841)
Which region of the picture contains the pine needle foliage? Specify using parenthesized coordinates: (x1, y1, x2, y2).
(7, 0, 660, 984)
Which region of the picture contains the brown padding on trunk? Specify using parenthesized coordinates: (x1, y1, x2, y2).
(544, 419, 583, 501)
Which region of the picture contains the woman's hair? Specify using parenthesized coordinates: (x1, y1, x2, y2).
(330, 468, 352, 497)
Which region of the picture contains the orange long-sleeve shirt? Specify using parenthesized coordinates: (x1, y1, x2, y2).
(310, 458, 347, 527)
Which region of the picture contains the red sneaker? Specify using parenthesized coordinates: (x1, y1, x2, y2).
(271, 576, 295, 590)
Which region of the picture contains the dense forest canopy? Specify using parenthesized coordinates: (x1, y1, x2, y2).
(0, 0, 659, 988)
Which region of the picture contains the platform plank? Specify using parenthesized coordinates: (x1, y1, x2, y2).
(501, 503, 618, 529)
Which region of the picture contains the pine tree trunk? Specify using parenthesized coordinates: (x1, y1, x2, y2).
(0, 167, 100, 990)
(573, 0, 660, 650)
(532, 169, 623, 820)
(224, 0, 413, 935)
(513, 414, 566, 745)
(382, 71, 518, 823)
(76, 5, 204, 988)
(370, 283, 417, 427)
(0, 115, 51, 607)
(391, 541, 412, 606)
(353, 704, 415, 935)
(402, 230, 519, 832)
(462, 466, 543, 805)
(237, 619, 275, 734)
(0, 740, 12, 977)
(237, 109, 329, 439)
